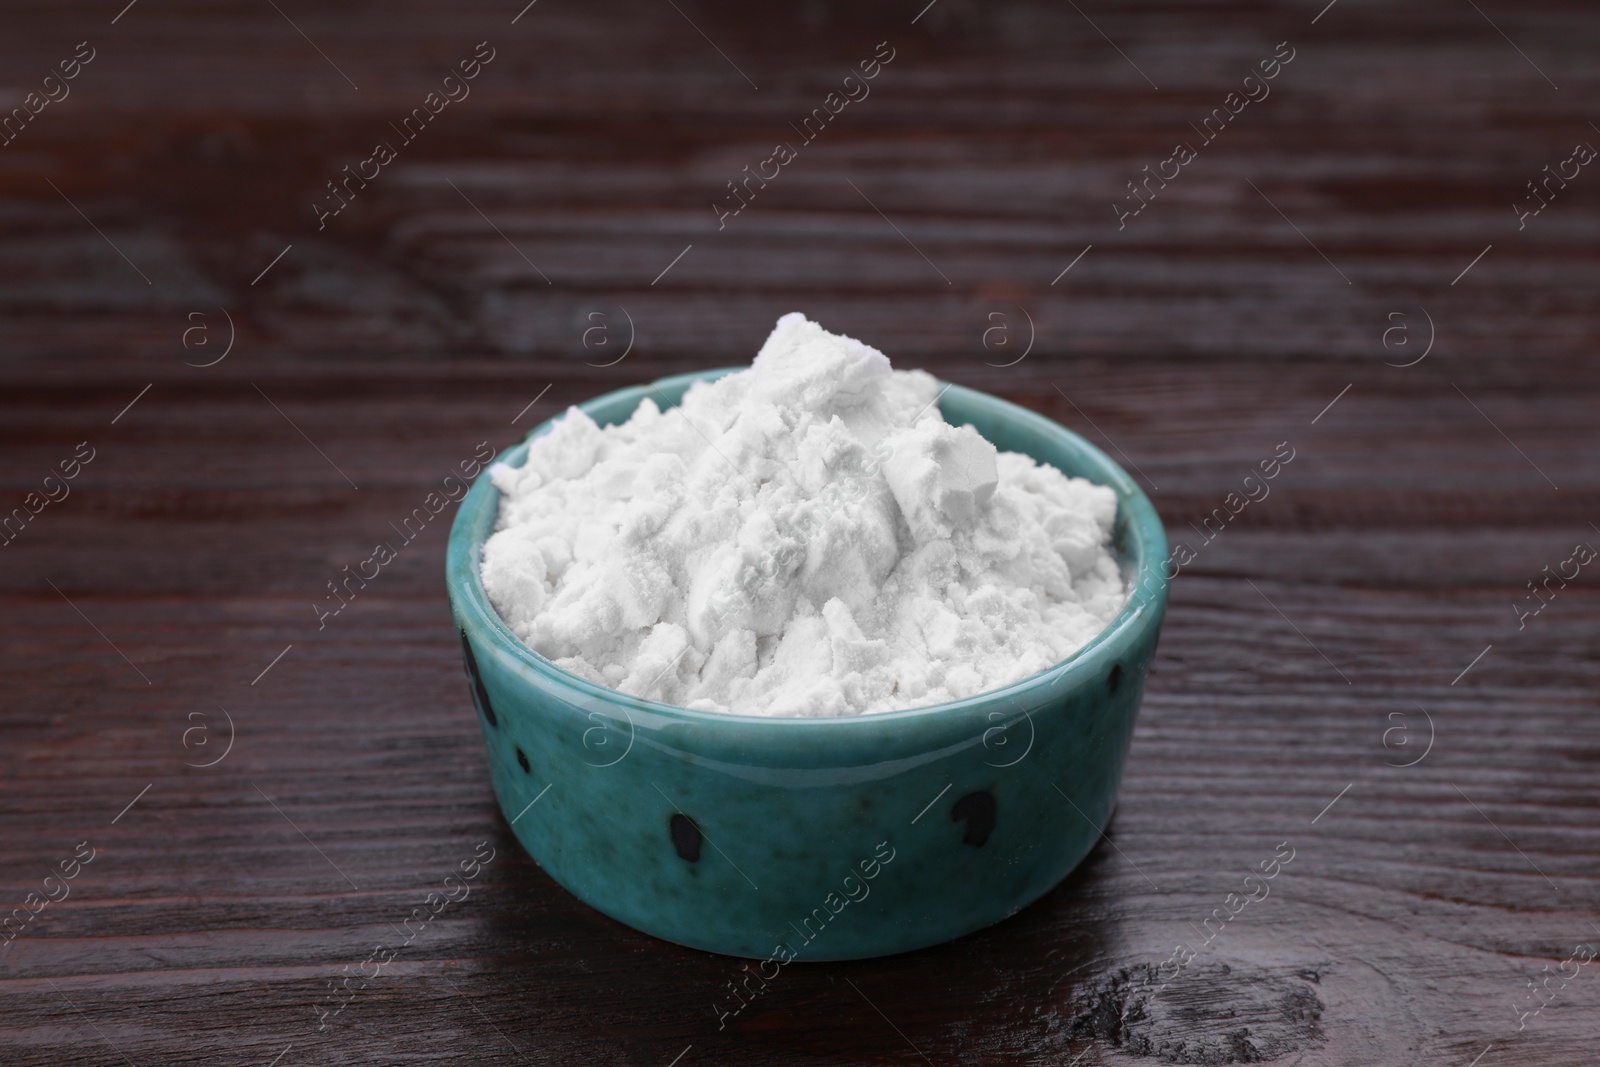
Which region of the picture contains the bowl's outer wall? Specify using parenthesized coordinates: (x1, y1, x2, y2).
(446, 370, 1168, 960)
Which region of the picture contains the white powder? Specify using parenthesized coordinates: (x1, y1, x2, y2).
(482, 313, 1127, 717)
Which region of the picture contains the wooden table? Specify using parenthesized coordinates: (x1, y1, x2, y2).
(3, 1, 1596, 1063)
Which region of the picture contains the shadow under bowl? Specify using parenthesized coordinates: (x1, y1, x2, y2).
(445, 369, 1168, 961)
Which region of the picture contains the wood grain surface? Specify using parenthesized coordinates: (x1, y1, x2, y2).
(2, 1, 1597, 1064)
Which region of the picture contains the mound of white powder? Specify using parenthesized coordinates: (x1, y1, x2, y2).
(481, 313, 1127, 716)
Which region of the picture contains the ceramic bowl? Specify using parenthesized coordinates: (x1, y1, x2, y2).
(445, 369, 1167, 960)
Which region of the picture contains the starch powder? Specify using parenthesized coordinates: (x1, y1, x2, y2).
(481, 313, 1127, 716)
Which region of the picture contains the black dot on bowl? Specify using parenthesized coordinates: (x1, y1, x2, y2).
(1107, 663, 1124, 695)
(670, 813, 702, 862)
(515, 747, 530, 774)
(951, 790, 997, 847)
(459, 628, 498, 728)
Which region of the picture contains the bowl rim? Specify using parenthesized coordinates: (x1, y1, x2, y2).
(446, 367, 1168, 728)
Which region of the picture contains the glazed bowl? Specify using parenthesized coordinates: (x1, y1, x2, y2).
(445, 369, 1167, 960)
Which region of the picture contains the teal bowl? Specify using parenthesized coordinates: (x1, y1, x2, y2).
(445, 369, 1167, 961)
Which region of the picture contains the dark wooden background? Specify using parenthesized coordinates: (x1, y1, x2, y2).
(3, 0, 1597, 1064)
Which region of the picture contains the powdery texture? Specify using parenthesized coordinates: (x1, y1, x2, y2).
(482, 313, 1127, 716)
